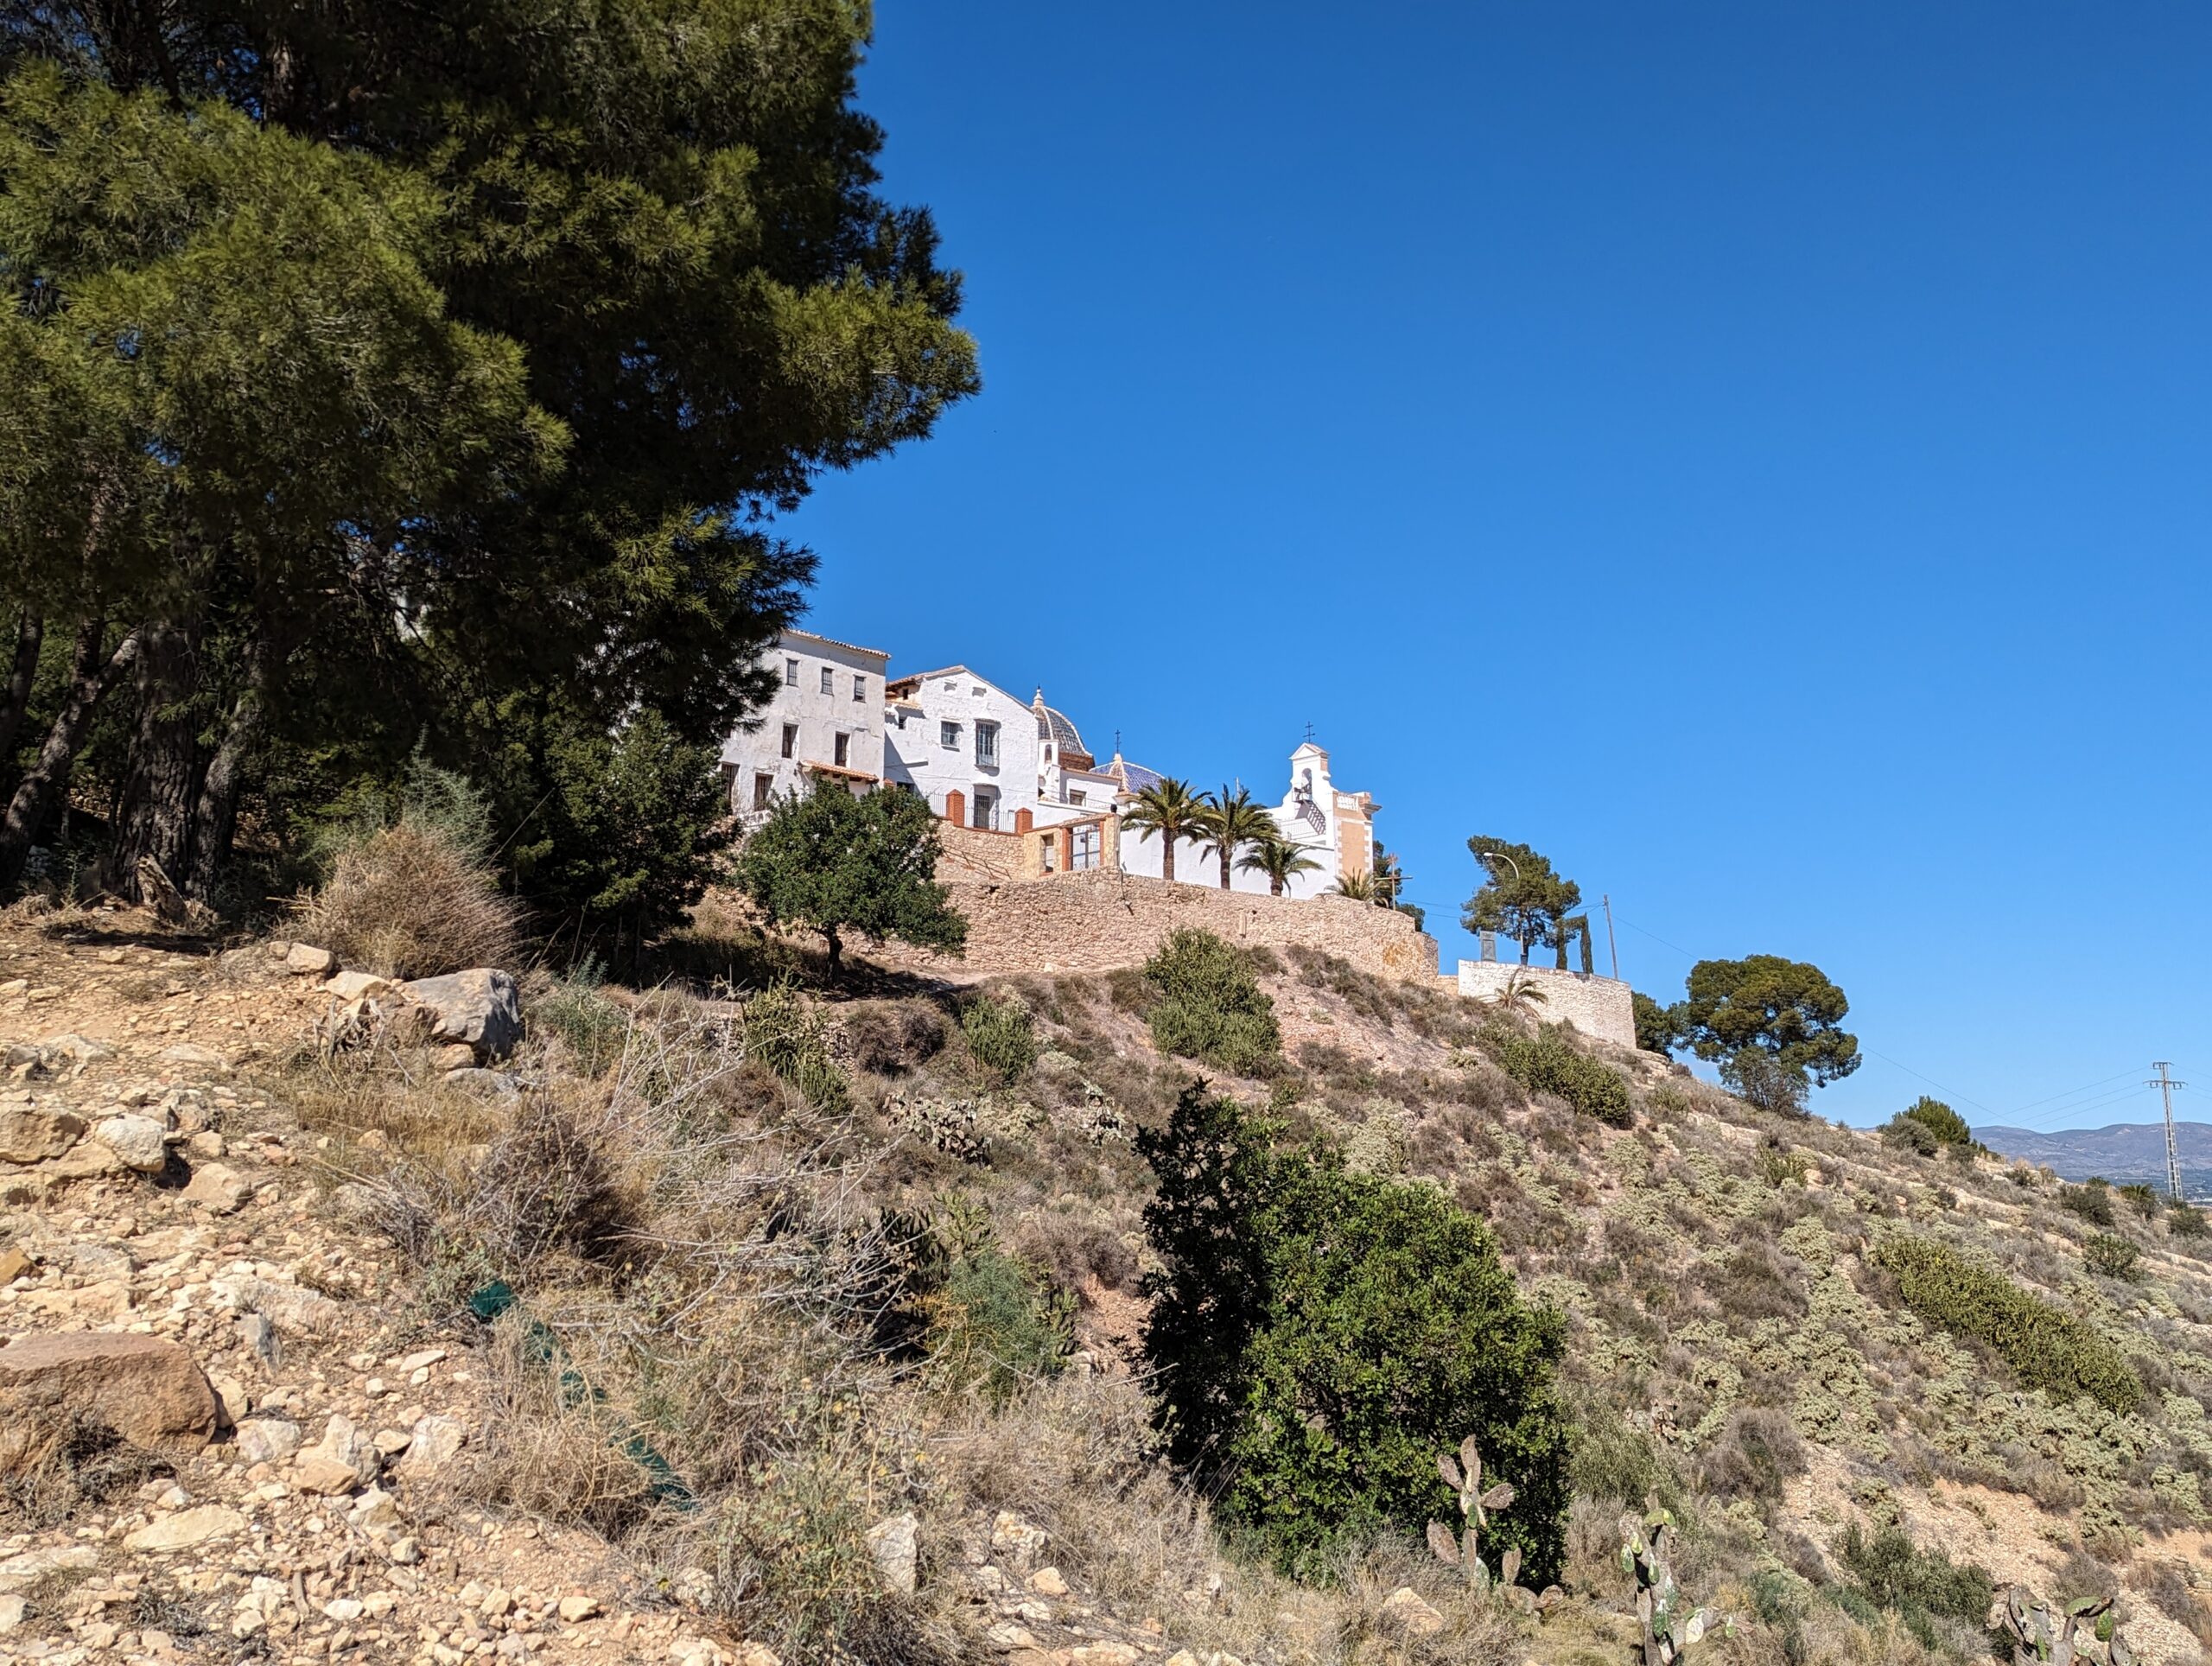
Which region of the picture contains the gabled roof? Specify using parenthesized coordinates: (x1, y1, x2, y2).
(782, 626, 889, 663)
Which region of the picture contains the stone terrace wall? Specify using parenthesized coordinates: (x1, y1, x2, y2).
(1456, 961, 1637, 1048)
(930, 869, 1440, 982)
(937, 821, 1033, 883)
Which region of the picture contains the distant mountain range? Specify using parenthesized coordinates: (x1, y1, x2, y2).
(1974, 1120, 2212, 1186)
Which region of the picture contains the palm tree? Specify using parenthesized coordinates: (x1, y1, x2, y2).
(1196, 784, 1278, 889)
(1119, 776, 1207, 885)
(1237, 833, 1322, 898)
(1330, 871, 1380, 902)
(1490, 970, 1549, 1024)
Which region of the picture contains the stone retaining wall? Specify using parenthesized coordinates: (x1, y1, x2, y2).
(1455, 961, 1637, 1048)
(923, 868, 1440, 982)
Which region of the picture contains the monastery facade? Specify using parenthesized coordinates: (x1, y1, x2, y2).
(719, 629, 1379, 900)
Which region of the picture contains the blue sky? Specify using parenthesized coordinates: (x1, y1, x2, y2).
(785, 3, 2212, 1132)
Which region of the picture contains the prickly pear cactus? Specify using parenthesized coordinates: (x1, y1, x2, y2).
(1620, 1510, 1723, 1663)
(1999, 1586, 2135, 1666)
(1425, 1434, 1517, 1593)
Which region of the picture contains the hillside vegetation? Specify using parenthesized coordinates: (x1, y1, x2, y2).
(5, 881, 2212, 1664)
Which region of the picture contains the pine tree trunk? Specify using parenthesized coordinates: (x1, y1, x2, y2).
(0, 620, 141, 895)
(186, 661, 265, 901)
(0, 610, 42, 789)
(108, 623, 204, 900)
(823, 923, 843, 987)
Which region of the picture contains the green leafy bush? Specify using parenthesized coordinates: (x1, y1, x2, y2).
(1138, 1084, 1571, 1582)
(2171, 1203, 2209, 1240)
(961, 994, 1037, 1084)
(1141, 928, 1283, 1077)
(2119, 1183, 2159, 1218)
(534, 957, 628, 1077)
(1836, 1520, 1995, 1650)
(1900, 1096, 1974, 1147)
(1882, 1113, 1941, 1158)
(741, 982, 849, 1113)
(2061, 1181, 2118, 1228)
(878, 1201, 1071, 1404)
(1872, 1234, 2141, 1413)
(1484, 1022, 1633, 1129)
(2085, 1234, 2140, 1281)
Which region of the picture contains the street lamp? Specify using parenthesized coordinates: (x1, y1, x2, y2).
(1475, 849, 1521, 881)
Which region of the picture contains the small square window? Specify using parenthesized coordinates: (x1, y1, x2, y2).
(783, 657, 798, 686)
(940, 722, 961, 749)
(780, 723, 797, 760)
(852, 675, 867, 702)
(819, 666, 834, 695)
(1069, 789, 1086, 806)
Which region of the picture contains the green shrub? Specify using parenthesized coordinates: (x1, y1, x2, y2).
(2084, 1234, 2140, 1281)
(1836, 1520, 1994, 1649)
(1900, 1096, 1974, 1147)
(961, 994, 1038, 1084)
(2061, 1181, 2118, 1228)
(2171, 1203, 2208, 1240)
(535, 957, 628, 1077)
(1882, 1113, 1941, 1158)
(2119, 1183, 2159, 1218)
(876, 1200, 1071, 1403)
(741, 982, 849, 1113)
(1872, 1234, 2141, 1414)
(1141, 928, 1283, 1077)
(1138, 1083, 1571, 1582)
(1485, 1022, 1633, 1128)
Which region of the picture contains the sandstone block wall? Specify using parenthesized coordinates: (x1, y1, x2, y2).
(926, 869, 1440, 982)
(1456, 961, 1637, 1048)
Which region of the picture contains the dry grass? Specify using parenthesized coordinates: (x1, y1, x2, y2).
(290, 821, 519, 979)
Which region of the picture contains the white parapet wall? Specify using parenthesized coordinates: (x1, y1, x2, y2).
(1457, 961, 1637, 1049)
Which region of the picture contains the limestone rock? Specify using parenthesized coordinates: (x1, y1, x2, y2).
(181, 1161, 253, 1214)
(213, 1274, 344, 1335)
(159, 1041, 229, 1071)
(285, 943, 337, 976)
(558, 1595, 601, 1622)
(1378, 1587, 1445, 1637)
(233, 1416, 302, 1466)
(865, 1510, 919, 1595)
(33, 1138, 126, 1181)
(0, 1592, 23, 1633)
(395, 1412, 467, 1479)
(1029, 1566, 1068, 1598)
(400, 968, 522, 1060)
(442, 1066, 519, 1096)
(124, 1503, 246, 1552)
(293, 1411, 378, 1495)
(0, 1105, 86, 1162)
(990, 1508, 1048, 1570)
(0, 1245, 31, 1284)
(96, 1112, 170, 1173)
(323, 970, 394, 1002)
(0, 1332, 221, 1467)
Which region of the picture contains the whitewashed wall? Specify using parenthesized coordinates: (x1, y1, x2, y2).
(885, 670, 1041, 829)
(719, 631, 887, 813)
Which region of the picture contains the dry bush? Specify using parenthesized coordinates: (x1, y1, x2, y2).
(291, 822, 519, 979)
(1014, 1207, 1141, 1297)
(460, 1321, 667, 1537)
(0, 1414, 171, 1529)
(1695, 1408, 1808, 1501)
(842, 998, 947, 1073)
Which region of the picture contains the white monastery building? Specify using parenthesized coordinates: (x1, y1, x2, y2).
(721, 630, 1381, 898)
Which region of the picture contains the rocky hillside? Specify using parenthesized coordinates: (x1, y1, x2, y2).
(3, 893, 2210, 1666)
